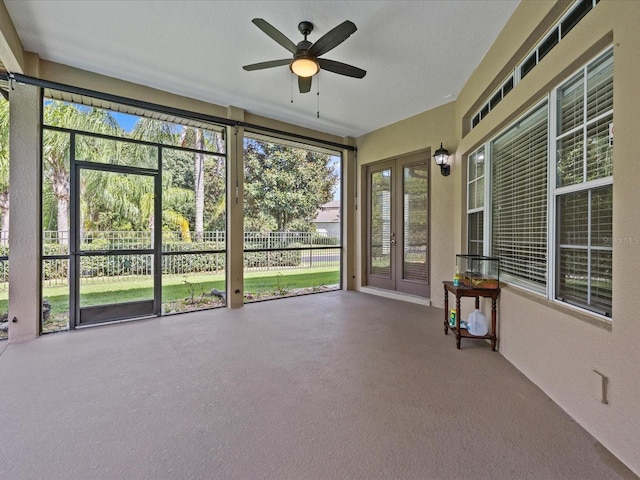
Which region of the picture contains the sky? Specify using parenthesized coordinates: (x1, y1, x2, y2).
(48, 100, 342, 202)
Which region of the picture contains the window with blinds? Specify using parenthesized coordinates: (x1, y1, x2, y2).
(491, 103, 548, 292)
(554, 48, 613, 316)
(468, 212, 484, 256)
(467, 147, 485, 255)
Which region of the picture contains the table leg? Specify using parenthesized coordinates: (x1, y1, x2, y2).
(456, 295, 461, 349)
(444, 286, 449, 334)
(491, 296, 497, 351)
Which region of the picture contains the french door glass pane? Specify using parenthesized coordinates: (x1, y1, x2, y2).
(403, 164, 428, 282)
(370, 169, 391, 277)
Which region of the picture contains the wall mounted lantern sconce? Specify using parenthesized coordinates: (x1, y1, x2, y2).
(433, 143, 451, 176)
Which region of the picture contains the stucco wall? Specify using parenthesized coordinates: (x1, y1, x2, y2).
(355, 0, 640, 474)
(458, 0, 640, 474)
(355, 102, 457, 298)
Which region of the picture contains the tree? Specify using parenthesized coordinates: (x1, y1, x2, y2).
(43, 101, 119, 245)
(0, 98, 9, 244)
(179, 127, 205, 241)
(179, 127, 225, 241)
(243, 139, 337, 232)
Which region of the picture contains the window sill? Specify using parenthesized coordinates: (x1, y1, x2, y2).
(501, 283, 612, 332)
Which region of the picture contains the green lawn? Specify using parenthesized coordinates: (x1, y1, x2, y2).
(0, 267, 340, 319)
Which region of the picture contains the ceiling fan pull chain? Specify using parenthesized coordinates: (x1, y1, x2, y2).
(317, 74, 320, 119)
(290, 72, 294, 104)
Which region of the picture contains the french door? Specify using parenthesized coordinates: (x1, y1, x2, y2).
(70, 162, 161, 327)
(366, 153, 430, 297)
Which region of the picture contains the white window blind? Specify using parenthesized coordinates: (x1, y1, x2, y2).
(467, 147, 485, 255)
(557, 186, 612, 316)
(468, 211, 484, 256)
(491, 103, 548, 291)
(555, 48, 613, 316)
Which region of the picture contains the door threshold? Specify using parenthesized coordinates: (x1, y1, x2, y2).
(358, 286, 430, 306)
(76, 314, 158, 329)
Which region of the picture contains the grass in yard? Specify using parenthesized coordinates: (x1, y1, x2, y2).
(0, 267, 340, 321)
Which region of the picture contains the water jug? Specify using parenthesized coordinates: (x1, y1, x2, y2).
(467, 309, 488, 336)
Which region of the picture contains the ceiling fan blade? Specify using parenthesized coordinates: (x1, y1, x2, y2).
(308, 20, 357, 57)
(243, 59, 291, 71)
(318, 58, 366, 78)
(252, 18, 297, 54)
(298, 76, 312, 94)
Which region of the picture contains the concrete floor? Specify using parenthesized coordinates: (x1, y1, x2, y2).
(0, 291, 637, 480)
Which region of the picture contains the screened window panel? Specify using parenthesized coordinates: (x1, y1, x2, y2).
(468, 211, 484, 256)
(554, 49, 613, 317)
(558, 248, 589, 307)
(556, 186, 612, 316)
(467, 148, 485, 211)
(558, 191, 588, 246)
(557, 130, 584, 187)
(76, 134, 158, 169)
(557, 73, 584, 135)
(491, 103, 548, 291)
(468, 181, 477, 210)
(590, 186, 613, 246)
(586, 49, 613, 121)
(557, 248, 612, 316)
(468, 179, 485, 211)
(586, 113, 613, 181)
(475, 177, 484, 208)
(590, 249, 612, 315)
(469, 148, 485, 181)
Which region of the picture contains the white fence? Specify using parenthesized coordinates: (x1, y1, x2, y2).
(37, 230, 340, 287)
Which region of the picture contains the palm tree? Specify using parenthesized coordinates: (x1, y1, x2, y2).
(180, 126, 225, 242)
(0, 98, 9, 244)
(129, 117, 195, 240)
(180, 127, 206, 241)
(43, 101, 119, 245)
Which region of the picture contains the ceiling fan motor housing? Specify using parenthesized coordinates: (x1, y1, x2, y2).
(298, 21, 314, 38)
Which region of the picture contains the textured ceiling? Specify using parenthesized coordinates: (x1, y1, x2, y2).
(4, 0, 520, 137)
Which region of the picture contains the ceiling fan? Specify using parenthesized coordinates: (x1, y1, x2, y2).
(242, 18, 366, 94)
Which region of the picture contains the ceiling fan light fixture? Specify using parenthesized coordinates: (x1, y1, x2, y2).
(290, 57, 319, 77)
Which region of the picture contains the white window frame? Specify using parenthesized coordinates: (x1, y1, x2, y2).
(472, 0, 602, 131)
(470, 46, 613, 321)
(549, 46, 613, 318)
(467, 146, 486, 255)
